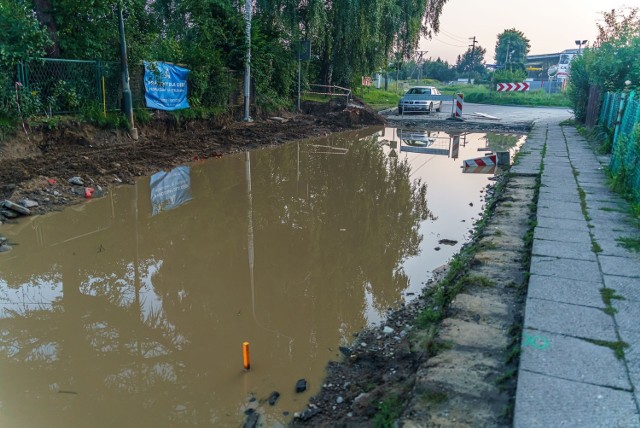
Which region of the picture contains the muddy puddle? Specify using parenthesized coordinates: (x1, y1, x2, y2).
(0, 127, 523, 427)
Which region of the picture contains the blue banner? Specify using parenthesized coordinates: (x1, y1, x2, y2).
(144, 61, 190, 111)
(150, 166, 193, 216)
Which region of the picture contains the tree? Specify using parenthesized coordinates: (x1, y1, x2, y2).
(422, 58, 456, 82)
(494, 28, 530, 71)
(456, 44, 487, 81)
(568, 7, 640, 122)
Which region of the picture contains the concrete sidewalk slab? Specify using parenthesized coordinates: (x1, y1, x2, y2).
(603, 275, 640, 301)
(599, 255, 640, 278)
(537, 206, 586, 221)
(530, 256, 601, 282)
(536, 216, 589, 231)
(519, 329, 631, 390)
(534, 226, 592, 244)
(532, 239, 597, 261)
(523, 298, 618, 341)
(527, 275, 603, 307)
(514, 371, 640, 428)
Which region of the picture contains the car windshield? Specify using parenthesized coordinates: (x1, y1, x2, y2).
(407, 88, 431, 95)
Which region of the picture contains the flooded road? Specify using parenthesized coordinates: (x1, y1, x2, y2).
(0, 127, 523, 426)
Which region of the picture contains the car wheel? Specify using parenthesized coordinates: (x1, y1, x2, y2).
(427, 103, 433, 114)
(436, 103, 441, 112)
(398, 106, 403, 115)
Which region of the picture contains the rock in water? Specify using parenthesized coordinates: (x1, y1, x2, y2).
(268, 391, 280, 406)
(295, 379, 307, 393)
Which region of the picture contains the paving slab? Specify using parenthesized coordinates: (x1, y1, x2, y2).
(532, 239, 596, 261)
(537, 191, 581, 204)
(519, 329, 630, 390)
(611, 299, 640, 334)
(530, 256, 601, 282)
(527, 275, 603, 308)
(514, 371, 640, 428)
(603, 275, 640, 301)
(533, 226, 592, 244)
(599, 255, 640, 278)
(617, 328, 640, 411)
(523, 298, 618, 341)
(536, 216, 589, 232)
(537, 206, 586, 221)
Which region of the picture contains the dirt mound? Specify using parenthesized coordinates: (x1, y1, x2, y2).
(0, 103, 384, 221)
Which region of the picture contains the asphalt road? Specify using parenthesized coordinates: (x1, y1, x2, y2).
(382, 102, 572, 129)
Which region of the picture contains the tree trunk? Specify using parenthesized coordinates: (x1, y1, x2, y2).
(32, 0, 61, 57)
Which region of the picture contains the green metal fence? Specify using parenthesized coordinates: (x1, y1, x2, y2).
(601, 90, 640, 202)
(16, 58, 145, 115)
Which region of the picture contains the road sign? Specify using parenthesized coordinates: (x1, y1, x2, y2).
(496, 82, 530, 92)
(295, 40, 311, 61)
(362, 76, 372, 87)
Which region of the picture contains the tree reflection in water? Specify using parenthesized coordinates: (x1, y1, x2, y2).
(0, 128, 432, 426)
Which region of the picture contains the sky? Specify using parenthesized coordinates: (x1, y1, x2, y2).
(420, 0, 634, 64)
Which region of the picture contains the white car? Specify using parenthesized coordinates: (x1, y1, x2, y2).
(398, 86, 442, 114)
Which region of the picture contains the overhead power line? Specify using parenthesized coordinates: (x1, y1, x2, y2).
(439, 28, 468, 43)
(434, 37, 467, 48)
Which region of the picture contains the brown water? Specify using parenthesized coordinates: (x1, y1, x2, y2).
(0, 127, 522, 427)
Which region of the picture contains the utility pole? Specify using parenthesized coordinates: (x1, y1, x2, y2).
(242, 0, 252, 121)
(504, 39, 511, 69)
(468, 36, 477, 84)
(117, 1, 138, 140)
(416, 50, 427, 83)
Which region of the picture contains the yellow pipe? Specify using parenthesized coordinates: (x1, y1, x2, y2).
(102, 76, 106, 117)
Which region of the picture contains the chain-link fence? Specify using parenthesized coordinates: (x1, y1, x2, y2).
(15, 58, 245, 116)
(16, 58, 149, 115)
(601, 90, 640, 201)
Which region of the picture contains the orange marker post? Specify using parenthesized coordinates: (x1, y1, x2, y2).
(243, 342, 251, 370)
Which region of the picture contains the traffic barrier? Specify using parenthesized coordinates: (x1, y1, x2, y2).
(463, 165, 496, 174)
(463, 154, 497, 168)
(455, 93, 464, 118)
(497, 82, 530, 92)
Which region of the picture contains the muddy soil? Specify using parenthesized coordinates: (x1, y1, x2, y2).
(0, 99, 382, 220)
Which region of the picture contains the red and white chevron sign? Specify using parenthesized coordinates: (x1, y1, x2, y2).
(463, 154, 497, 168)
(497, 82, 530, 92)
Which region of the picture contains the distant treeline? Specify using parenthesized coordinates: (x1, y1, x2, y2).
(1, 0, 450, 116)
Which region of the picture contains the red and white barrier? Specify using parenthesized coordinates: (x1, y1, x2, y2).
(455, 93, 464, 118)
(463, 154, 497, 168)
(497, 82, 530, 92)
(463, 165, 496, 174)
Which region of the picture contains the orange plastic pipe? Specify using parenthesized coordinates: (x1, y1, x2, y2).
(243, 342, 250, 370)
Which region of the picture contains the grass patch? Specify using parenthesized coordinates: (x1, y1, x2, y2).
(496, 368, 517, 391)
(616, 237, 640, 252)
(461, 274, 495, 288)
(439, 85, 571, 108)
(587, 339, 629, 360)
(600, 287, 624, 316)
(358, 87, 402, 111)
(591, 241, 603, 253)
(420, 391, 448, 405)
(373, 396, 403, 428)
(600, 288, 625, 306)
(478, 240, 498, 251)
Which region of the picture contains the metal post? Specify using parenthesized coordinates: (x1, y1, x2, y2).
(297, 56, 301, 112)
(118, 3, 138, 140)
(242, 0, 252, 122)
(613, 91, 628, 145)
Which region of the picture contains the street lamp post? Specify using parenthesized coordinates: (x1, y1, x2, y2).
(575, 39, 588, 54)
